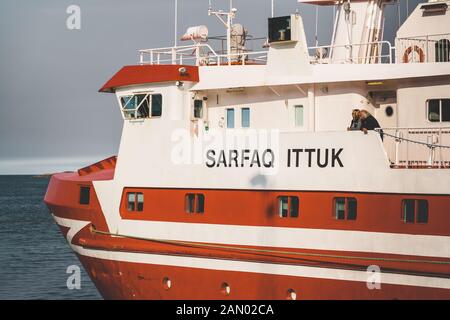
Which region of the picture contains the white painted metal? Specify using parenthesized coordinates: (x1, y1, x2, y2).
(93, 1, 450, 255)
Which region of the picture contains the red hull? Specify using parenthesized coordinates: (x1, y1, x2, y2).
(77, 254, 450, 300)
(44, 162, 450, 300)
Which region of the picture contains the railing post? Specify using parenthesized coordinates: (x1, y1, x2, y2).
(195, 44, 200, 66)
(378, 42, 382, 64)
(427, 135, 434, 167)
(171, 47, 176, 65)
(139, 52, 144, 65)
(150, 50, 154, 65)
(439, 128, 443, 168)
(395, 130, 401, 166)
(406, 130, 409, 168)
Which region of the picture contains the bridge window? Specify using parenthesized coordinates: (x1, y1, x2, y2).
(151, 94, 162, 117)
(402, 199, 428, 223)
(185, 193, 205, 214)
(79, 186, 90, 205)
(127, 192, 144, 212)
(294, 105, 304, 127)
(120, 93, 162, 119)
(278, 196, 299, 218)
(334, 198, 357, 220)
(194, 100, 203, 118)
(427, 99, 450, 122)
(227, 108, 235, 128)
(241, 108, 250, 128)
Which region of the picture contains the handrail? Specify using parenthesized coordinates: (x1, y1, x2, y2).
(396, 32, 450, 63)
(308, 40, 394, 64)
(380, 126, 450, 130)
(378, 126, 450, 168)
(397, 32, 450, 41)
(139, 43, 268, 66)
(137, 32, 449, 66)
(376, 128, 450, 149)
(138, 40, 397, 66)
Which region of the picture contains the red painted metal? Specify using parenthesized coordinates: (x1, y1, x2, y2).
(77, 254, 450, 300)
(78, 156, 117, 176)
(43, 163, 450, 299)
(119, 187, 450, 236)
(99, 65, 200, 93)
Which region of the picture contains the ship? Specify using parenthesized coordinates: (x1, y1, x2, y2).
(44, 0, 450, 299)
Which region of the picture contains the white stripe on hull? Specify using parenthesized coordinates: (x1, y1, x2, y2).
(119, 220, 450, 258)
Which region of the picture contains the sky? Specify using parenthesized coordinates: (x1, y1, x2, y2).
(0, 0, 421, 174)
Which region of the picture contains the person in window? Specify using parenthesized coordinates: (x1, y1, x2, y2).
(347, 109, 361, 131)
(360, 110, 383, 140)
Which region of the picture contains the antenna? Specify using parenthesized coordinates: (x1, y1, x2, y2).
(174, 0, 178, 47)
(230, 0, 234, 25)
(315, 5, 319, 46)
(208, 1, 237, 65)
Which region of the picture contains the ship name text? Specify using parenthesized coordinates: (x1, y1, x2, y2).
(287, 148, 344, 168)
(204, 148, 344, 168)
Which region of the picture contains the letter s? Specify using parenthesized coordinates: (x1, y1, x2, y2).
(206, 150, 216, 168)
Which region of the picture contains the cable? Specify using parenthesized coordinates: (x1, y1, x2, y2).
(375, 129, 450, 149)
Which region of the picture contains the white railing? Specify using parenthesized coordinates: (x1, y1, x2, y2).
(138, 43, 268, 66)
(396, 33, 450, 63)
(138, 40, 397, 66)
(308, 41, 394, 64)
(379, 127, 450, 168)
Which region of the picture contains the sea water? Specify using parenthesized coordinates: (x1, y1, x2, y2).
(0, 175, 101, 300)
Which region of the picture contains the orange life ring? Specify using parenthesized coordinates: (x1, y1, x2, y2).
(403, 45, 425, 63)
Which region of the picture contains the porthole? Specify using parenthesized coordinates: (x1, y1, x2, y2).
(385, 106, 394, 117)
(163, 277, 172, 290)
(287, 288, 297, 300)
(221, 282, 231, 296)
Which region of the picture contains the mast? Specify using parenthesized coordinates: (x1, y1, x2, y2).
(208, 0, 237, 65)
(174, 0, 178, 47)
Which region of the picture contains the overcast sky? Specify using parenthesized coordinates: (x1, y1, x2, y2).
(0, 0, 421, 174)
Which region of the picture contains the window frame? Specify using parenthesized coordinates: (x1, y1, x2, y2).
(241, 107, 250, 128)
(294, 105, 304, 127)
(226, 108, 235, 129)
(193, 99, 204, 119)
(185, 193, 205, 214)
(126, 192, 144, 212)
(426, 98, 450, 123)
(119, 93, 163, 120)
(417, 200, 429, 224)
(402, 199, 416, 223)
(150, 93, 163, 118)
(401, 199, 429, 224)
(435, 39, 450, 63)
(277, 196, 299, 218)
(79, 186, 91, 205)
(333, 197, 357, 221)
